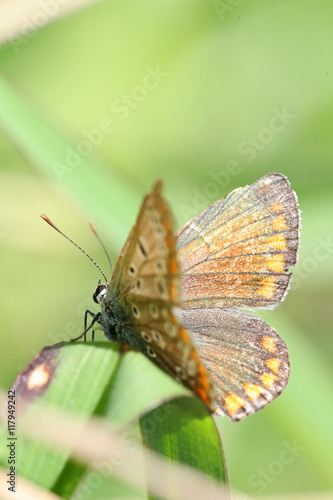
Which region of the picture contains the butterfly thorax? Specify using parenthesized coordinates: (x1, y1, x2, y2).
(93, 282, 130, 345)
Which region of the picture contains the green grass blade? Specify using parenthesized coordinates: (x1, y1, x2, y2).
(0, 342, 194, 496)
(140, 398, 228, 500)
(0, 342, 120, 490)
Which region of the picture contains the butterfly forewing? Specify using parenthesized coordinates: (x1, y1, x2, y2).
(111, 180, 177, 301)
(104, 181, 216, 411)
(176, 173, 299, 309)
(176, 307, 289, 421)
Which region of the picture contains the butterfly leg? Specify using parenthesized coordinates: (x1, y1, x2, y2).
(84, 310, 97, 342)
(71, 311, 101, 342)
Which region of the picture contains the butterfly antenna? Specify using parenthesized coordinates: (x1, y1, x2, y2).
(89, 221, 113, 273)
(40, 214, 108, 282)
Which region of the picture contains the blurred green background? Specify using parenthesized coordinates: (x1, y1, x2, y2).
(0, 1, 332, 498)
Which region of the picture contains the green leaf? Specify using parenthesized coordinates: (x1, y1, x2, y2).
(140, 398, 227, 500)
(0, 342, 120, 491)
(0, 342, 197, 496)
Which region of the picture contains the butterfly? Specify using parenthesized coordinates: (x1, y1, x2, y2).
(42, 173, 299, 421)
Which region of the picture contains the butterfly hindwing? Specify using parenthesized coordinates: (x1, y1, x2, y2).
(176, 307, 289, 421)
(176, 173, 299, 309)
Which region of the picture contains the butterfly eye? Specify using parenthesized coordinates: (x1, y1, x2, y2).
(93, 283, 107, 304)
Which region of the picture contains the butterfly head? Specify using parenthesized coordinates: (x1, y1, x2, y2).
(93, 280, 108, 304)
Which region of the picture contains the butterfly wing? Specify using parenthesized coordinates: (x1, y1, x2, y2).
(106, 181, 216, 411)
(175, 173, 299, 309)
(176, 307, 289, 421)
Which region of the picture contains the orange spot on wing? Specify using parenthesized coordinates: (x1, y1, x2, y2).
(192, 363, 215, 410)
(164, 218, 173, 232)
(179, 326, 189, 342)
(224, 393, 246, 416)
(266, 358, 281, 374)
(190, 349, 200, 362)
(198, 371, 211, 391)
(168, 279, 179, 302)
(166, 235, 176, 252)
(169, 258, 178, 275)
(244, 383, 264, 402)
(195, 385, 212, 408)
(27, 364, 50, 390)
(261, 372, 277, 389)
(270, 202, 283, 212)
(261, 336, 277, 354)
(267, 234, 287, 250)
(272, 214, 287, 231)
(266, 254, 285, 273)
(257, 276, 275, 298)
